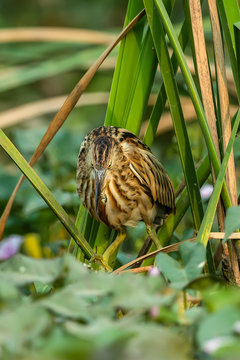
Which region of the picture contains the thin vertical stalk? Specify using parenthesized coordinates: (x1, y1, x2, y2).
(188, 0, 225, 272)
(196, 110, 240, 250)
(153, 0, 232, 211)
(144, 0, 204, 231)
(208, 0, 240, 284)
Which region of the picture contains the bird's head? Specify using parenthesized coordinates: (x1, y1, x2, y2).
(91, 136, 113, 212)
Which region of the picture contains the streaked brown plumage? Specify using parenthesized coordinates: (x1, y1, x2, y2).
(76, 126, 175, 243)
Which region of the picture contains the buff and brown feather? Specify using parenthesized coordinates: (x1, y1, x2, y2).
(77, 126, 175, 232)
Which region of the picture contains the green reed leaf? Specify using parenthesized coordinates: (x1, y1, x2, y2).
(196, 110, 240, 246)
(0, 129, 94, 259)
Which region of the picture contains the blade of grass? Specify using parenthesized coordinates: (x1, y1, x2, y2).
(183, 0, 201, 93)
(0, 9, 146, 241)
(189, 0, 220, 159)
(217, 0, 240, 53)
(144, 0, 204, 230)
(122, 26, 158, 134)
(209, 0, 238, 206)
(234, 22, 240, 80)
(143, 2, 190, 147)
(217, 0, 240, 102)
(209, 0, 240, 282)
(196, 110, 240, 247)
(188, 0, 225, 272)
(105, 2, 145, 126)
(152, 0, 232, 210)
(0, 129, 94, 260)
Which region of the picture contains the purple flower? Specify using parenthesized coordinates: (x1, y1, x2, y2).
(0, 235, 23, 260)
(148, 266, 160, 277)
(200, 184, 213, 200)
(150, 305, 159, 318)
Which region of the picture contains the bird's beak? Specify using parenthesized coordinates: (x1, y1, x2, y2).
(94, 169, 106, 213)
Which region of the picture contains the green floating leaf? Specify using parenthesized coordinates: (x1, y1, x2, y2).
(0, 304, 50, 350)
(223, 206, 240, 242)
(156, 252, 188, 289)
(0, 280, 20, 302)
(197, 306, 240, 350)
(0, 254, 65, 286)
(125, 324, 192, 360)
(156, 242, 206, 289)
(179, 242, 206, 280)
(202, 286, 240, 312)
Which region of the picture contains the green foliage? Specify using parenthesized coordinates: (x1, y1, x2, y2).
(0, 244, 239, 360)
(224, 206, 240, 242)
(156, 242, 206, 289)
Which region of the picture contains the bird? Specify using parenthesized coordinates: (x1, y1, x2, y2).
(76, 126, 175, 263)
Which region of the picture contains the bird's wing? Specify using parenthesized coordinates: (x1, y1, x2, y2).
(122, 138, 175, 212)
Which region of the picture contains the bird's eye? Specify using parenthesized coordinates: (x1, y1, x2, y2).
(108, 163, 112, 168)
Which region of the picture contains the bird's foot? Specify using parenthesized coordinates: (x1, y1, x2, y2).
(89, 254, 112, 272)
(102, 231, 127, 267)
(146, 225, 162, 249)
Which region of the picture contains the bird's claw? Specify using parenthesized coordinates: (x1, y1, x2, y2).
(89, 254, 112, 272)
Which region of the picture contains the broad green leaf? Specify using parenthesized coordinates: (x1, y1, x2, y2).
(202, 287, 240, 312)
(197, 307, 240, 349)
(156, 252, 188, 288)
(42, 283, 99, 321)
(156, 242, 205, 288)
(125, 324, 192, 360)
(64, 318, 134, 348)
(123, 26, 158, 134)
(0, 304, 50, 349)
(0, 281, 20, 302)
(0, 254, 64, 285)
(143, 10, 190, 147)
(223, 206, 240, 242)
(105, 0, 145, 127)
(179, 242, 206, 280)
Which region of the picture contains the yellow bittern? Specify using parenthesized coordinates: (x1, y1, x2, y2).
(77, 126, 175, 262)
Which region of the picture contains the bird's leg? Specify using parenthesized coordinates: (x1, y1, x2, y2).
(103, 230, 127, 264)
(146, 225, 162, 249)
